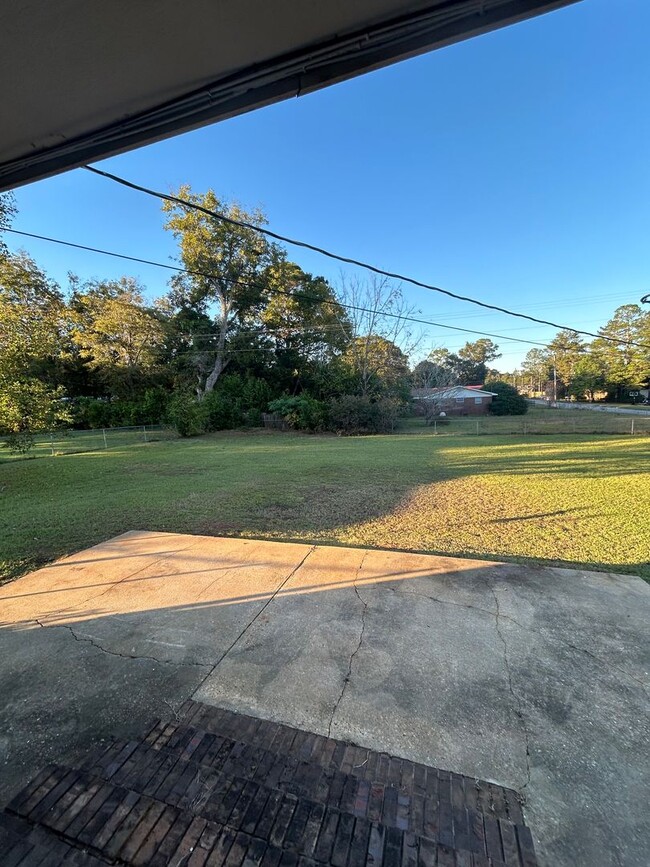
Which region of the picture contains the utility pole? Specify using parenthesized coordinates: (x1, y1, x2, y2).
(553, 365, 557, 403)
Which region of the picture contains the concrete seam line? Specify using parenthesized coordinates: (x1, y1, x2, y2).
(32, 619, 211, 667)
(190, 545, 317, 697)
(327, 551, 370, 738)
(489, 583, 532, 794)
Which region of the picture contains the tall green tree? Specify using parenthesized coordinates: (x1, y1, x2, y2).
(163, 187, 271, 396)
(257, 256, 350, 394)
(341, 335, 411, 398)
(0, 191, 17, 256)
(591, 305, 650, 399)
(521, 348, 552, 393)
(70, 277, 168, 398)
(0, 252, 71, 447)
(431, 339, 501, 384)
(0, 252, 66, 379)
(568, 355, 607, 401)
(547, 330, 586, 387)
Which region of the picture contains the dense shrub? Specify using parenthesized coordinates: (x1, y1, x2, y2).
(267, 395, 327, 431)
(0, 378, 72, 453)
(167, 375, 273, 436)
(201, 390, 240, 431)
(327, 395, 404, 434)
(166, 391, 206, 437)
(485, 380, 529, 415)
(73, 388, 170, 428)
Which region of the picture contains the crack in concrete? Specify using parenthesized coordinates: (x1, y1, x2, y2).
(33, 619, 210, 667)
(384, 584, 499, 619)
(328, 553, 370, 738)
(76, 539, 205, 610)
(32, 545, 319, 682)
(191, 545, 317, 697)
(489, 585, 532, 792)
(385, 584, 648, 693)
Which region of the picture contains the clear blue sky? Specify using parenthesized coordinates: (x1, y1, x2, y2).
(6, 0, 650, 369)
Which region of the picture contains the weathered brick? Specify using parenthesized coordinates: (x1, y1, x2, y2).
(62, 782, 113, 840)
(168, 815, 208, 867)
(229, 781, 260, 831)
(383, 826, 403, 867)
(366, 822, 385, 867)
(313, 807, 339, 863)
(92, 789, 140, 853)
(483, 815, 503, 863)
(331, 812, 355, 867)
(103, 795, 154, 860)
(147, 807, 194, 867)
(225, 830, 251, 867)
(349, 816, 372, 867)
(300, 802, 325, 858)
(10, 765, 61, 818)
(515, 825, 538, 867)
(206, 827, 237, 867)
(268, 796, 297, 848)
(254, 789, 285, 840)
(131, 805, 180, 867)
(119, 800, 167, 862)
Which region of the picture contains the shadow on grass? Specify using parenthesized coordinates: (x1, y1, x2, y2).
(1, 432, 648, 583)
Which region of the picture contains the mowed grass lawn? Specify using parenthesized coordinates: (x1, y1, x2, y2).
(1, 429, 649, 582)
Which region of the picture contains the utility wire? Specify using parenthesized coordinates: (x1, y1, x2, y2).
(7, 225, 649, 353)
(3, 227, 550, 348)
(82, 164, 650, 350)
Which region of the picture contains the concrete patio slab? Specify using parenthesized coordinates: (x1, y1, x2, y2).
(0, 531, 648, 867)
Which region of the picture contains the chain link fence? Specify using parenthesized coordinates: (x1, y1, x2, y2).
(2, 424, 179, 457)
(407, 413, 650, 436)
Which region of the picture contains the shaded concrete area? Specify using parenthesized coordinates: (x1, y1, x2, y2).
(0, 532, 648, 866)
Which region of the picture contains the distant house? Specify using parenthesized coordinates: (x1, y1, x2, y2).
(411, 385, 497, 416)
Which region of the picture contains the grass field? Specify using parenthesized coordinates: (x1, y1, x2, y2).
(2, 426, 649, 583)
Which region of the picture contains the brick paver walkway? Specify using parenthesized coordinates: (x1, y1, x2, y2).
(0, 701, 538, 866)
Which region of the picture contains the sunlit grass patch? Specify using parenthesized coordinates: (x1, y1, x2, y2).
(1, 430, 648, 582)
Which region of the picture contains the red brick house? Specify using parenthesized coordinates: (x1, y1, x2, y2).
(411, 385, 497, 416)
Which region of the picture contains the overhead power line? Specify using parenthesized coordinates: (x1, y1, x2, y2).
(2, 227, 550, 348)
(6, 225, 650, 353)
(82, 164, 650, 350)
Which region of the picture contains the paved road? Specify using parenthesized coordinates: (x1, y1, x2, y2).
(1, 532, 648, 867)
(530, 398, 650, 416)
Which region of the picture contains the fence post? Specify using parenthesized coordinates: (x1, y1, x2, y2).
(143, 424, 148, 443)
(102, 428, 108, 449)
(476, 419, 479, 436)
(434, 421, 437, 435)
(631, 419, 635, 435)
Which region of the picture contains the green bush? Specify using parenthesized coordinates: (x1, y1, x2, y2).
(73, 388, 170, 428)
(201, 390, 240, 431)
(327, 395, 404, 434)
(166, 391, 206, 437)
(268, 395, 328, 431)
(167, 375, 273, 436)
(485, 380, 529, 415)
(0, 378, 72, 453)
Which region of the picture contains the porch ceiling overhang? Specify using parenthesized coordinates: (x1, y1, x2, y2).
(0, 0, 579, 192)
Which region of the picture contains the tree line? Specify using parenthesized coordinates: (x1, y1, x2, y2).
(0, 188, 429, 448)
(412, 310, 650, 406)
(2, 185, 647, 451)
(505, 316, 650, 402)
